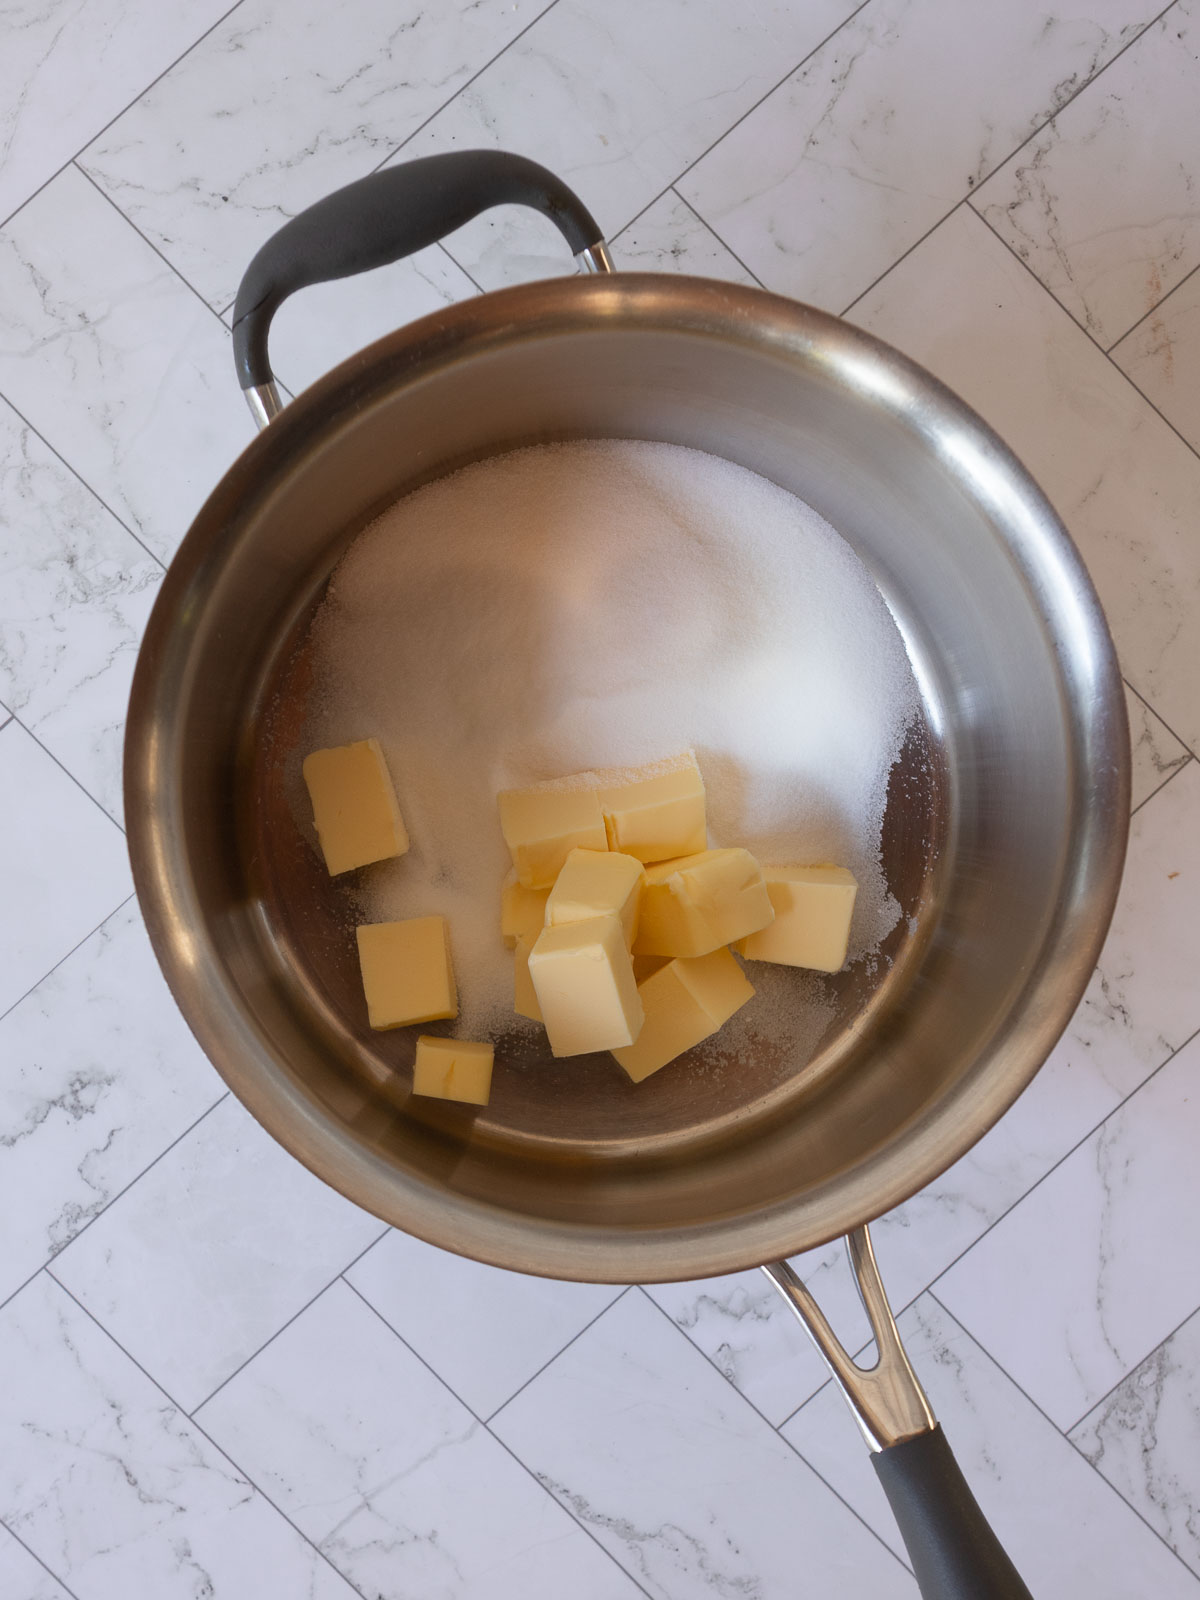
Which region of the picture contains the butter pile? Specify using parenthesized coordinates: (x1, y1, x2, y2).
(302, 742, 858, 1102)
(499, 752, 858, 1082)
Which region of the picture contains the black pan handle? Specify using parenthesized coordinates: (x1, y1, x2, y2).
(231, 151, 610, 425)
(874, 1426, 1032, 1599)
(763, 1230, 1034, 1600)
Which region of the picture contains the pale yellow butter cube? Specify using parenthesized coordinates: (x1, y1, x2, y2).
(513, 933, 543, 1022)
(735, 865, 859, 973)
(528, 914, 644, 1057)
(412, 1035, 493, 1106)
(613, 948, 754, 1083)
(302, 738, 409, 876)
(597, 754, 707, 862)
(356, 916, 457, 1030)
(545, 848, 644, 948)
(500, 869, 550, 949)
(633, 847, 774, 959)
(497, 786, 607, 889)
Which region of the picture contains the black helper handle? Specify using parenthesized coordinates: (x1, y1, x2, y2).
(874, 1426, 1033, 1600)
(231, 151, 607, 399)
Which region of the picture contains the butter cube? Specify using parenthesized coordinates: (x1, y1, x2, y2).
(302, 738, 409, 876)
(528, 914, 644, 1057)
(412, 1035, 493, 1106)
(501, 870, 550, 949)
(356, 916, 457, 1029)
(613, 948, 755, 1083)
(633, 847, 774, 959)
(513, 933, 543, 1021)
(735, 865, 859, 972)
(497, 786, 607, 888)
(597, 754, 707, 862)
(545, 848, 644, 948)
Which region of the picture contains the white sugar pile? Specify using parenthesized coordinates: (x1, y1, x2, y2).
(301, 440, 920, 1037)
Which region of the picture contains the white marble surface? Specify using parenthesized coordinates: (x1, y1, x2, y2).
(199, 1279, 642, 1599)
(976, 0, 1200, 347)
(0, 165, 246, 563)
(0, 1273, 360, 1599)
(612, 189, 762, 285)
(0, 397, 161, 821)
(679, 0, 1163, 312)
(0, 0, 234, 223)
(1112, 263, 1200, 450)
(51, 1095, 385, 1410)
(0, 900, 223, 1307)
(938, 1020, 1200, 1429)
(0, 721, 131, 1020)
(1127, 682, 1192, 808)
(1072, 1304, 1200, 1578)
(0, 1523, 72, 1600)
(2, 2, 1199, 1594)
(345, 1230, 624, 1420)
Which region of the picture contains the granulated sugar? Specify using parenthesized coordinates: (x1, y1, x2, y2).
(301, 440, 920, 1037)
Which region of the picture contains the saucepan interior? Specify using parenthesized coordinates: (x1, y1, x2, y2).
(124, 274, 1127, 1282)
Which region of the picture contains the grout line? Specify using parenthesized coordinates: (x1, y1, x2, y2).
(0, 391, 168, 573)
(635, 1285, 809, 1439)
(41, 1272, 372, 1600)
(924, 1290, 1200, 1589)
(667, 188, 769, 288)
(72, 161, 240, 334)
(0, 892, 137, 1031)
(438, 240, 487, 297)
(615, 0, 877, 218)
(341, 1277, 656, 1600)
(8, 712, 126, 834)
(923, 1022, 1200, 1298)
(0, 1513, 83, 1600)
(189, 1225, 391, 1414)
(1131, 754, 1194, 818)
(0, 0, 249, 235)
(841, 198, 968, 317)
(966, 200, 1200, 475)
(483, 1285, 635, 1425)
(365, 0, 567, 180)
(967, 0, 1181, 183)
(0, 1093, 232, 1322)
(838, 0, 1181, 319)
(1124, 676, 1200, 766)
(480, 1286, 640, 1427)
(1108, 257, 1200, 354)
(634, 1288, 914, 1578)
(1064, 1300, 1200, 1437)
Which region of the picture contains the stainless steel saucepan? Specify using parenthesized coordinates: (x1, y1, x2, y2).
(125, 153, 1129, 1599)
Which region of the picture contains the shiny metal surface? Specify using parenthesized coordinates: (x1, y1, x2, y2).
(124, 273, 1129, 1284)
(575, 240, 615, 274)
(244, 378, 284, 430)
(764, 1227, 937, 1450)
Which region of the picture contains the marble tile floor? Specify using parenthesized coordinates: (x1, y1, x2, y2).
(2, 1, 1198, 1595)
